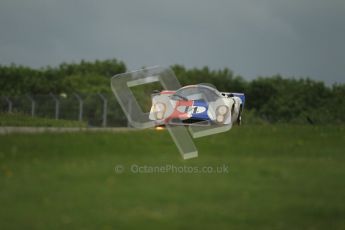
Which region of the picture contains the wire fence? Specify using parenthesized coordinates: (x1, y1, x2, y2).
(0, 93, 128, 127)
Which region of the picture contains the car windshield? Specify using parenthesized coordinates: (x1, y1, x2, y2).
(174, 85, 220, 101)
(171, 94, 188, 101)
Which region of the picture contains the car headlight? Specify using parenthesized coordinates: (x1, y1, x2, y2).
(216, 105, 228, 115)
(154, 102, 166, 119)
(215, 105, 228, 123)
(154, 103, 165, 111)
(216, 115, 224, 123)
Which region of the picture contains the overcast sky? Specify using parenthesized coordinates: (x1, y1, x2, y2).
(0, 0, 344, 84)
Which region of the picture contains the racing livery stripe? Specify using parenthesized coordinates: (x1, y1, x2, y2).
(160, 91, 175, 95)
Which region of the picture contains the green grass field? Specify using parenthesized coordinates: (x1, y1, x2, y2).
(1, 125, 345, 230)
(0, 113, 87, 127)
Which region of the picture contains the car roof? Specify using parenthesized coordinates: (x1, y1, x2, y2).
(177, 84, 220, 94)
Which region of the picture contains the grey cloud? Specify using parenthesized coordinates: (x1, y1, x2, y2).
(0, 0, 344, 85)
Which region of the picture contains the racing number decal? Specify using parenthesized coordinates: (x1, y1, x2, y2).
(190, 106, 206, 114)
(178, 105, 206, 115)
(193, 106, 198, 114)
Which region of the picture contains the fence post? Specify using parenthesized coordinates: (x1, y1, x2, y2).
(26, 95, 36, 117)
(4, 97, 12, 113)
(49, 93, 60, 120)
(98, 93, 108, 127)
(73, 93, 83, 121)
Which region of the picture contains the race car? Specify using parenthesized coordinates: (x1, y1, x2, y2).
(149, 84, 245, 126)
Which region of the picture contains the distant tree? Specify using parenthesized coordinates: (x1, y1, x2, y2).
(1, 60, 344, 124)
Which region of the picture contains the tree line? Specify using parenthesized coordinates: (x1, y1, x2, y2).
(1, 59, 344, 124)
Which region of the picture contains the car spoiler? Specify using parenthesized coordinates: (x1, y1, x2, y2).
(221, 92, 246, 107)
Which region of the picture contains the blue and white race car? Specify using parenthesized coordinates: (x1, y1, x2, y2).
(149, 84, 245, 126)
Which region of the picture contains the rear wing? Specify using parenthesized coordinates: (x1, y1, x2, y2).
(221, 92, 246, 107)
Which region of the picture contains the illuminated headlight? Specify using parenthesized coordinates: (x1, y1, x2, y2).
(217, 105, 228, 115)
(154, 102, 166, 120)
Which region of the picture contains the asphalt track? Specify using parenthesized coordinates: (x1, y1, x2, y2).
(0, 127, 136, 135)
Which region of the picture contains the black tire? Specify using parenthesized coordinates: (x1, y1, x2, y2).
(237, 105, 243, 125)
(237, 116, 242, 125)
